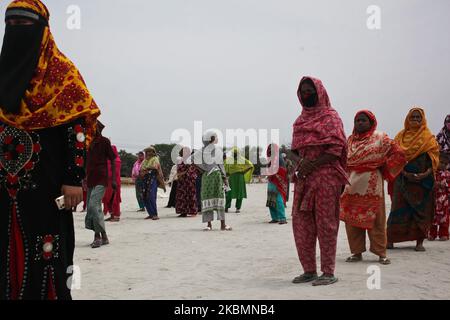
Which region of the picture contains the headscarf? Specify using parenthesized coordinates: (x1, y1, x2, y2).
(348, 110, 406, 182)
(352, 110, 378, 139)
(291, 76, 347, 169)
(180, 146, 191, 162)
(144, 146, 156, 154)
(0, 0, 100, 145)
(436, 114, 450, 155)
(224, 147, 254, 183)
(395, 107, 440, 172)
(189, 132, 225, 174)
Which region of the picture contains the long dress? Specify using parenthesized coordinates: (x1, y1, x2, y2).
(0, 119, 86, 300)
(226, 173, 247, 209)
(166, 164, 178, 208)
(266, 159, 288, 222)
(224, 150, 254, 210)
(175, 163, 199, 215)
(387, 153, 435, 243)
(102, 147, 121, 217)
(430, 169, 450, 239)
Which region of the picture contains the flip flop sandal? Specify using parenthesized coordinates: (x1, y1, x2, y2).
(221, 225, 232, 231)
(379, 257, 391, 265)
(415, 246, 426, 252)
(292, 273, 318, 284)
(91, 239, 102, 248)
(312, 275, 338, 286)
(278, 220, 288, 225)
(203, 227, 212, 231)
(269, 220, 279, 224)
(345, 255, 363, 262)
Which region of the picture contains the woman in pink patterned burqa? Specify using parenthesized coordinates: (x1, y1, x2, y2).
(290, 77, 348, 286)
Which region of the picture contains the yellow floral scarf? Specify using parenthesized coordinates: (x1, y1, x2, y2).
(395, 107, 440, 172)
(0, 0, 100, 145)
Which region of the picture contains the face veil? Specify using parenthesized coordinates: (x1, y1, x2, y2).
(0, 0, 101, 147)
(0, 10, 46, 114)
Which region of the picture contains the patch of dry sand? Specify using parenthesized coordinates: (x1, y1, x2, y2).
(71, 184, 450, 300)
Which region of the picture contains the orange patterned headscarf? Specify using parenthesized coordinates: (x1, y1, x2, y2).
(0, 0, 100, 145)
(395, 107, 440, 172)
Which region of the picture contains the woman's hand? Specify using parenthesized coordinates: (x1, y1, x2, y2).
(297, 158, 317, 179)
(403, 169, 432, 183)
(61, 185, 83, 210)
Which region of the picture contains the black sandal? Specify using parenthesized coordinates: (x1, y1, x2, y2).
(292, 273, 318, 284)
(345, 255, 363, 262)
(312, 274, 338, 286)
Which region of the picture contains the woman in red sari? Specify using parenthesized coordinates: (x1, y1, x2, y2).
(291, 76, 348, 286)
(103, 145, 121, 222)
(340, 110, 406, 265)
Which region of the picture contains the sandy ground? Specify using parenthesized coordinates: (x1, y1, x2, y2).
(71, 184, 450, 300)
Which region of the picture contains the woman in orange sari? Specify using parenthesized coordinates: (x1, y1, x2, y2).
(340, 110, 406, 265)
(387, 108, 440, 251)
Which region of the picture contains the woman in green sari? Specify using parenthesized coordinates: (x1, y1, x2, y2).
(224, 147, 254, 213)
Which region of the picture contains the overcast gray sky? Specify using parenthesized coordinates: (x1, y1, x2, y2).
(1, 0, 448, 152)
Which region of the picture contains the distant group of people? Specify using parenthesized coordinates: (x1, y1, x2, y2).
(0, 0, 449, 300)
(132, 137, 256, 231)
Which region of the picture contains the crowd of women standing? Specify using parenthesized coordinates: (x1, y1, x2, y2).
(127, 75, 449, 288)
(290, 76, 449, 286)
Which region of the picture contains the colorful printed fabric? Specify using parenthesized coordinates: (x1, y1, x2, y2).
(291, 76, 348, 179)
(176, 163, 199, 215)
(267, 182, 286, 222)
(224, 147, 254, 183)
(0, 0, 100, 145)
(340, 110, 406, 229)
(141, 155, 165, 190)
(395, 107, 440, 172)
(131, 159, 143, 182)
(201, 170, 225, 214)
(433, 169, 450, 226)
(436, 114, 450, 154)
(266, 144, 288, 205)
(292, 185, 342, 275)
